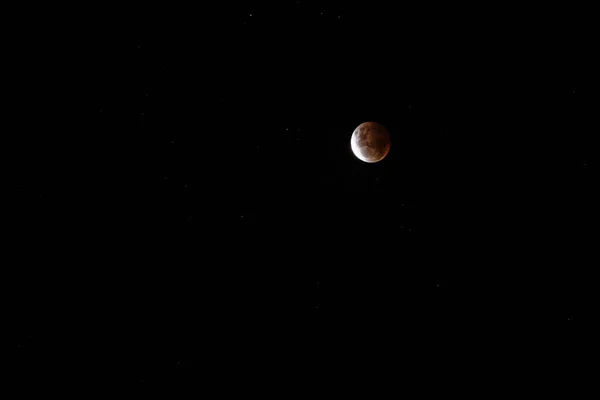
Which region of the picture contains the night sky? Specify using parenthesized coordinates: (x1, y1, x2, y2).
(11, 2, 595, 396)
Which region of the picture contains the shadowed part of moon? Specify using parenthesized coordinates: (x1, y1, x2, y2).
(351, 122, 391, 163)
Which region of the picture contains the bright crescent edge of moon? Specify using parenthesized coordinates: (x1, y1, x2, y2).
(351, 129, 376, 163)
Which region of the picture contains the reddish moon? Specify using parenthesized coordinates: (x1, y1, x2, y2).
(350, 122, 391, 163)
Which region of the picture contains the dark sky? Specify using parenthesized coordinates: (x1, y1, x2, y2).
(11, 2, 595, 396)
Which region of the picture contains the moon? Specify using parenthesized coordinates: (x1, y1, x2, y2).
(350, 122, 391, 163)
